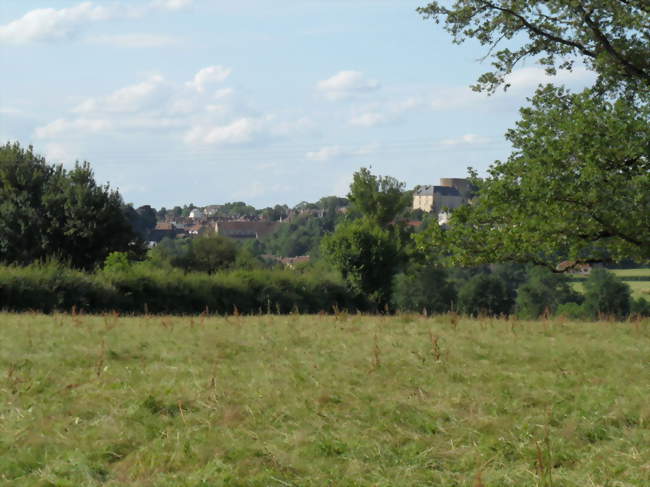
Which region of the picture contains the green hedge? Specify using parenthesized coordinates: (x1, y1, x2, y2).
(0, 263, 363, 314)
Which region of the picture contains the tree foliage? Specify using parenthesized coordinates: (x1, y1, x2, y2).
(515, 266, 581, 319)
(348, 167, 411, 227)
(322, 168, 411, 310)
(322, 217, 402, 311)
(422, 87, 650, 268)
(417, 0, 650, 269)
(418, 0, 650, 96)
(0, 143, 137, 270)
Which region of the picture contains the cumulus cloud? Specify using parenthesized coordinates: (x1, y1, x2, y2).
(186, 66, 232, 93)
(317, 71, 380, 100)
(74, 75, 168, 113)
(440, 134, 492, 146)
(0, 1, 193, 45)
(183, 117, 269, 146)
(35, 118, 112, 138)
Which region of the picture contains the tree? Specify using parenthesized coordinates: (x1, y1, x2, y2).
(322, 168, 412, 311)
(583, 268, 631, 318)
(457, 273, 511, 316)
(322, 217, 401, 311)
(515, 267, 582, 319)
(187, 233, 238, 273)
(392, 263, 456, 314)
(348, 167, 411, 227)
(0, 143, 137, 270)
(421, 87, 650, 268)
(417, 0, 650, 97)
(417, 0, 650, 269)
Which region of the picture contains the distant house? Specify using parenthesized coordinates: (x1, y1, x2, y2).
(149, 222, 185, 244)
(413, 178, 473, 213)
(187, 224, 207, 236)
(215, 221, 282, 240)
(189, 208, 204, 220)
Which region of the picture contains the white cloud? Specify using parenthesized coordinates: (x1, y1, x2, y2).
(306, 143, 378, 161)
(35, 118, 112, 138)
(89, 34, 180, 48)
(440, 134, 492, 146)
(317, 71, 380, 100)
(0, 1, 192, 45)
(150, 0, 193, 11)
(184, 117, 268, 146)
(186, 66, 232, 93)
(214, 88, 234, 99)
(74, 75, 168, 113)
(348, 112, 389, 127)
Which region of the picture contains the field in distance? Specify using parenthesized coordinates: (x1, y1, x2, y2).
(571, 267, 650, 299)
(2, 313, 650, 486)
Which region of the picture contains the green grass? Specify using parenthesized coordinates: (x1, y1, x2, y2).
(2, 313, 650, 486)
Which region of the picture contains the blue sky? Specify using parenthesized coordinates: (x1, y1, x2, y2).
(0, 0, 594, 208)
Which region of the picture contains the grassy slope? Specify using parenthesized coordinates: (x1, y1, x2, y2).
(2, 313, 650, 486)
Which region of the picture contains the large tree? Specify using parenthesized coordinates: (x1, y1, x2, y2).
(0, 143, 137, 270)
(417, 0, 650, 97)
(417, 0, 650, 268)
(322, 168, 411, 310)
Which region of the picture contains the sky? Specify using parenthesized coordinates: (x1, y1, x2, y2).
(0, 0, 595, 209)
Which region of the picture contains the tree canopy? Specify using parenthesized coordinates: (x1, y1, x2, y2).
(0, 143, 138, 270)
(417, 0, 650, 269)
(418, 0, 650, 97)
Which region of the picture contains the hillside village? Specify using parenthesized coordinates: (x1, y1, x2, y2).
(148, 177, 473, 245)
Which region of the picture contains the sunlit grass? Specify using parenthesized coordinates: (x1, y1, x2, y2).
(2, 312, 650, 486)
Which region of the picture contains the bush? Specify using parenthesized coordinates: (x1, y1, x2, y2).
(392, 264, 456, 314)
(515, 267, 582, 319)
(458, 273, 511, 316)
(0, 263, 361, 315)
(631, 297, 650, 317)
(583, 268, 631, 319)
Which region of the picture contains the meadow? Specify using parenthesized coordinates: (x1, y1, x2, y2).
(2, 313, 650, 486)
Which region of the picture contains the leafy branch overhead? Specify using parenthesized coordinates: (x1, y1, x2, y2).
(417, 0, 650, 96)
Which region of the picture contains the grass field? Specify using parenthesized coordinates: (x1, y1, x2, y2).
(2, 313, 650, 486)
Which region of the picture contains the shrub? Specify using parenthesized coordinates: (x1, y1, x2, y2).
(392, 264, 456, 314)
(582, 268, 631, 319)
(458, 273, 511, 316)
(631, 297, 650, 317)
(515, 267, 582, 319)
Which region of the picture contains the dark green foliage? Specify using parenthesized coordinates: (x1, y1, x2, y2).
(263, 213, 340, 258)
(186, 233, 237, 273)
(424, 88, 650, 268)
(583, 268, 631, 319)
(347, 167, 410, 226)
(0, 263, 361, 314)
(515, 267, 582, 319)
(631, 297, 650, 317)
(322, 218, 402, 311)
(458, 273, 511, 316)
(147, 234, 240, 273)
(322, 168, 412, 311)
(392, 263, 456, 314)
(0, 143, 137, 270)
